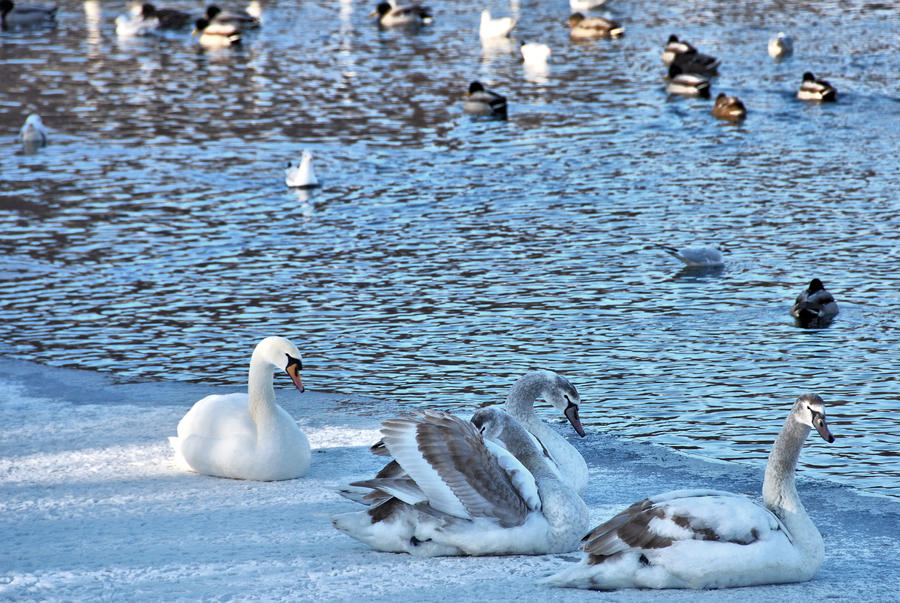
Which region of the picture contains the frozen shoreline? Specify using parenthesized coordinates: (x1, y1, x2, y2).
(1, 356, 898, 601)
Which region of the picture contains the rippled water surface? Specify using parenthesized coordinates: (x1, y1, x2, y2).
(2, 0, 899, 497)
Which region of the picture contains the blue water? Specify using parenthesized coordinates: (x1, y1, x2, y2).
(1, 0, 899, 497)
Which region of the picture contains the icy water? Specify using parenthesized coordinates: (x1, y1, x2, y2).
(1, 0, 899, 498)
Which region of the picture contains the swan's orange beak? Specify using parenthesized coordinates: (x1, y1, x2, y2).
(285, 362, 304, 393)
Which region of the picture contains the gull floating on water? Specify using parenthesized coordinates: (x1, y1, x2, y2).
(19, 114, 48, 147)
(285, 150, 319, 188)
(661, 245, 724, 267)
(768, 32, 793, 59)
(479, 9, 515, 40)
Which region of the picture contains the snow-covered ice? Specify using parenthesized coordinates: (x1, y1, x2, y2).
(1, 356, 897, 601)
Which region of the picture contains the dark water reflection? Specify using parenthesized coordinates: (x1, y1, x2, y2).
(2, 0, 899, 497)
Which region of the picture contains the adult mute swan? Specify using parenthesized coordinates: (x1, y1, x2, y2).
(169, 336, 310, 481)
(333, 408, 589, 556)
(504, 370, 589, 494)
(544, 393, 835, 590)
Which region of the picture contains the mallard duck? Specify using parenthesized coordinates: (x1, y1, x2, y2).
(463, 81, 507, 119)
(790, 278, 838, 328)
(168, 337, 310, 481)
(712, 93, 746, 120)
(661, 34, 694, 65)
(567, 12, 623, 39)
(19, 114, 48, 146)
(285, 150, 319, 188)
(768, 32, 793, 58)
(671, 48, 720, 76)
(193, 16, 241, 46)
(479, 9, 515, 40)
(0, 0, 56, 30)
(665, 64, 710, 98)
(206, 4, 259, 28)
(662, 34, 719, 74)
(370, 2, 432, 27)
(797, 72, 836, 102)
(545, 393, 836, 590)
(140, 2, 192, 29)
(333, 408, 589, 556)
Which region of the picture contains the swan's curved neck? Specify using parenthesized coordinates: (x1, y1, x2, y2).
(763, 414, 808, 512)
(763, 413, 822, 561)
(505, 376, 542, 421)
(247, 355, 277, 424)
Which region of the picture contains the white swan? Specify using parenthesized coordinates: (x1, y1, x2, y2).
(333, 408, 589, 556)
(544, 393, 835, 590)
(661, 245, 723, 267)
(479, 9, 515, 40)
(285, 150, 319, 188)
(169, 336, 310, 481)
(504, 370, 589, 494)
(790, 278, 839, 328)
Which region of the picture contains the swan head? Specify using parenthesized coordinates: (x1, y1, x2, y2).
(254, 336, 304, 392)
(471, 407, 534, 452)
(531, 370, 586, 437)
(793, 394, 834, 443)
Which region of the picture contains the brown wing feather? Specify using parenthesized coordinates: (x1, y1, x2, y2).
(413, 411, 530, 528)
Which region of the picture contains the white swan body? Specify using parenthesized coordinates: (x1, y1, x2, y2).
(661, 245, 723, 267)
(285, 150, 319, 188)
(19, 114, 48, 145)
(333, 408, 589, 556)
(479, 9, 515, 40)
(504, 370, 588, 494)
(790, 278, 838, 328)
(768, 32, 793, 59)
(169, 336, 310, 481)
(545, 393, 835, 590)
(521, 42, 551, 67)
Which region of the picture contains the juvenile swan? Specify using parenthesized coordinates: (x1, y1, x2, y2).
(169, 336, 310, 481)
(504, 370, 589, 493)
(545, 394, 835, 590)
(332, 408, 589, 556)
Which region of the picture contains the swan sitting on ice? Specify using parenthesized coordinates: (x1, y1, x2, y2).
(504, 370, 588, 494)
(544, 393, 835, 590)
(169, 336, 310, 481)
(333, 407, 589, 556)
